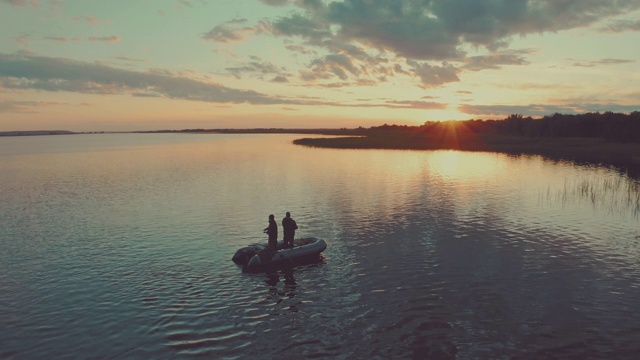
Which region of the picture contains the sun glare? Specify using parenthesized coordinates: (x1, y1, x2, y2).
(427, 150, 505, 181)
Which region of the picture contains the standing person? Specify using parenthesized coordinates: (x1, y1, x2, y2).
(263, 214, 278, 251)
(282, 212, 298, 248)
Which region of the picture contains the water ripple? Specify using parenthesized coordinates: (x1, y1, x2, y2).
(2, 135, 640, 359)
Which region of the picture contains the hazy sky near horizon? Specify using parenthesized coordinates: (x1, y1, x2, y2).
(1, 0, 640, 131)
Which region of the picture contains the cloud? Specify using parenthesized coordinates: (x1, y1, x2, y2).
(279, 0, 325, 10)
(383, 100, 447, 110)
(261, 0, 640, 88)
(303, 79, 375, 88)
(285, 44, 317, 55)
(43, 36, 81, 42)
(407, 60, 460, 88)
(299, 97, 447, 109)
(463, 50, 533, 71)
(2, 0, 63, 12)
(72, 15, 104, 25)
(88, 36, 121, 44)
(274, 0, 640, 59)
(271, 75, 289, 83)
(571, 58, 635, 67)
(322, 1, 461, 60)
(0, 99, 60, 113)
(1, 0, 38, 7)
(113, 56, 146, 63)
(577, 103, 640, 113)
(459, 103, 640, 117)
(459, 104, 579, 117)
(203, 23, 249, 42)
(0, 53, 443, 110)
(0, 53, 298, 105)
(600, 18, 640, 32)
(174, 0, 207, 9)
(225, 57, 285, 79)
(259, 0, 292, 5)
(270, 13, 332, 39)
(42, 36, 127, 44)
(16, 34, 29, 47)
(594, 58, 635, 65)
(202, 19, 268, 43)
(309, 53, 361, 80)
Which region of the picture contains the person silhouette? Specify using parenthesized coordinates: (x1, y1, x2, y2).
(263, 214, 278, 251)
(282, 211, 298, 248)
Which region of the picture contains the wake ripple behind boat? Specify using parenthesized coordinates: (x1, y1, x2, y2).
(232, 237, 327, 272)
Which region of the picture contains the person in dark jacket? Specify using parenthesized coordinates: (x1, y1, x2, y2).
(263, 214, 278, 251)
(282, 212, 298, 248)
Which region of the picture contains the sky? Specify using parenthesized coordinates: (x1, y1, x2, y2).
(1, 0, 640, 131)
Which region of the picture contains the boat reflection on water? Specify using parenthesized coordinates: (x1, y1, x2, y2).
(257, 257, 326, 314)
(266, 269, 297, 297)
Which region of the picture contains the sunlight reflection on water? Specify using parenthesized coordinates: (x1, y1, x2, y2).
(1, 133, 639, 359)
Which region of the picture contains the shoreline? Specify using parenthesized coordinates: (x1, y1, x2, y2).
(293, 133, 640, 177)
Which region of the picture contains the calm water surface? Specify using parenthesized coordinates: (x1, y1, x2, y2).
(1, 133, 639, 359)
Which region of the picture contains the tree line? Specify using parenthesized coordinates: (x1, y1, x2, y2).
(372, 111, 640, 143)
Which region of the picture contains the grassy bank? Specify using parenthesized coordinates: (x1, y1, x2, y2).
(293, 129, 640, 176)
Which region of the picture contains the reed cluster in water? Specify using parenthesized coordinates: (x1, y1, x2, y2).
(537, 172, 640, 218)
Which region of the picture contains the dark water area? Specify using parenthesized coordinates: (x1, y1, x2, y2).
(1, 134, 639, 359)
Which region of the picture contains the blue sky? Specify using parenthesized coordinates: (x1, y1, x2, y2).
(1, 0, 640, 131)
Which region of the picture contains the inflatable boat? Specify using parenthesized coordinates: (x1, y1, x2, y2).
(232, 237, 327, 272)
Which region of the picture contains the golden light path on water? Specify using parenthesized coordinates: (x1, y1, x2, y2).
(1, 133, 639, 359)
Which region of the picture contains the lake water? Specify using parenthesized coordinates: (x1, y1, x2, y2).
(1, 133, 639, 359)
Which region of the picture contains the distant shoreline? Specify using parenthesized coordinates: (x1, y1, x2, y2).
(293, 132, 640, 176)
(0, 128, 362, 137)
(0, 130, 77, 137)
(4, 127, 640, 177)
